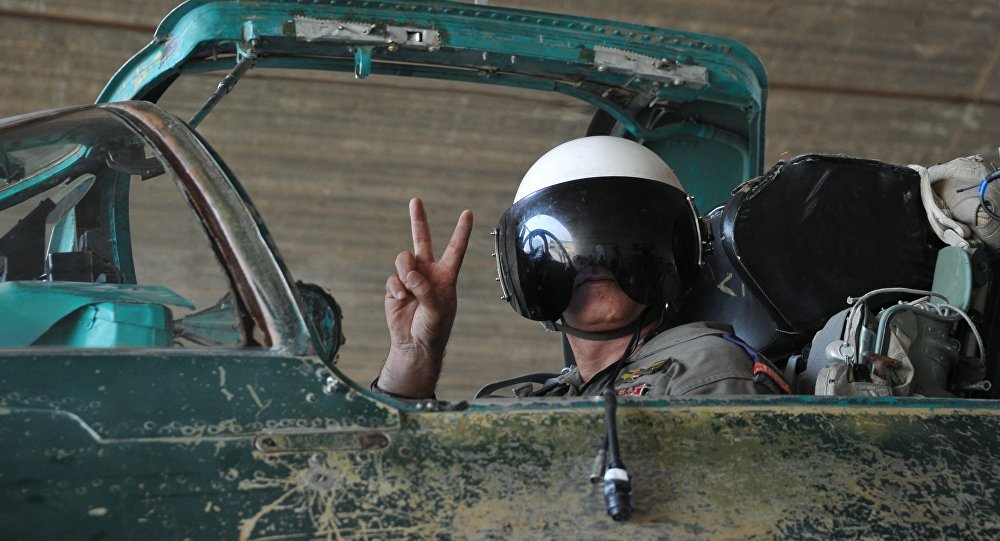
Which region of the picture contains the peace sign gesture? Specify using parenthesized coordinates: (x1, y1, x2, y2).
(377, 198, 474, 398)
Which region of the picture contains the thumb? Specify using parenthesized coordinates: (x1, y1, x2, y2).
(404, 270, 435, 304)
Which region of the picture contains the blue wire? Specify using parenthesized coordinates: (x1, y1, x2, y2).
(980, 170, 1000, 221)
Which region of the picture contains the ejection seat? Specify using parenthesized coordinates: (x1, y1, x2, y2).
(677, 154, 943, 389)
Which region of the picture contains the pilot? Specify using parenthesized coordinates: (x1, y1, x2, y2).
(374, 136, 786, 398)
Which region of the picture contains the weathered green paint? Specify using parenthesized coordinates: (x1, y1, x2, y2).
(4, 389, 1000, 539)
(0, 350, 397, 438)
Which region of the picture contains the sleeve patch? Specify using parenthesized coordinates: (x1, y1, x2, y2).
(617, 383, 652, 396)
(616, 358, 672, 384)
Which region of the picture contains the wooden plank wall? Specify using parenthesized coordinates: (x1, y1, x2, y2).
(1, 1, 999, 397)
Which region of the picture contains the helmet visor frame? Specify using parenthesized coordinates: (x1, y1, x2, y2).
(495, 177, 702, 321)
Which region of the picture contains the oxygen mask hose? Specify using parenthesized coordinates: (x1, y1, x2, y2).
(601, 389, 633, 521)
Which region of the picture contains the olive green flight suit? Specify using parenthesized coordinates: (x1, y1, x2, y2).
(539, 321, 773, 397)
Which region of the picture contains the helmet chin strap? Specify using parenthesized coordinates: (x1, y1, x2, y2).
(551, 306, 663, 342)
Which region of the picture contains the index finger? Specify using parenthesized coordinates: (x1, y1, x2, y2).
(440, 209, 474, 273)
(409, 197, 433, 261)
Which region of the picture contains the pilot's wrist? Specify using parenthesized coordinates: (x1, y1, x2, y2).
(379, 343, 442, 396)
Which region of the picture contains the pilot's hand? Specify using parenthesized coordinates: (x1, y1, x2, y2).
(377, 198, 473, 398)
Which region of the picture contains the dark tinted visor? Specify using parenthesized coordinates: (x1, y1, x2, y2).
(495, 177, 701, 321)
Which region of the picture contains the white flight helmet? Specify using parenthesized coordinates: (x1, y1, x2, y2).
(494, 136, 704, 324)
(514, 136, 685, 202)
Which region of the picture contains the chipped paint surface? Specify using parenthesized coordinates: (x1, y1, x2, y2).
(224, 404, 1000, 540)
(3, 347, 1000, 538)
(219, 366, 235, 401)
(3, 342, 1000, 538)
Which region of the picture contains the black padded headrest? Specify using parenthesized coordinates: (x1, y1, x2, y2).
(721, 154, 938, 334)
(678, 208, 801, 360)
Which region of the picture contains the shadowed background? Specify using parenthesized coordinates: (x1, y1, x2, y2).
(2, 1, 999, 397)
